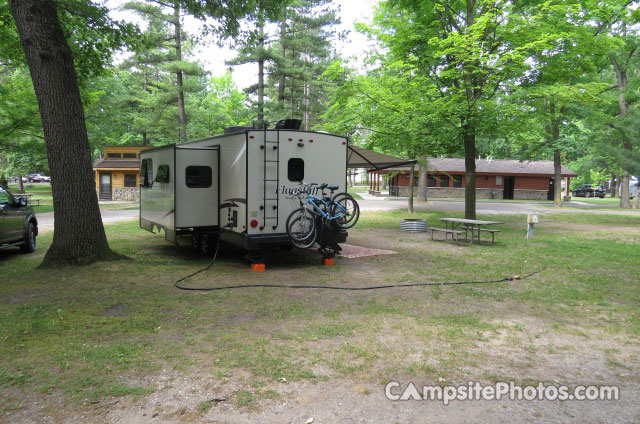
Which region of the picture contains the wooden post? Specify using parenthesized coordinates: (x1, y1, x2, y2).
(408, 165, 415, 214)
(565, 177, 570, 197)
(369, 172, 372, 191)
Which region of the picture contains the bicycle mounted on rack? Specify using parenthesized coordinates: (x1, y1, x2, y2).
(285, 182, 360, 256)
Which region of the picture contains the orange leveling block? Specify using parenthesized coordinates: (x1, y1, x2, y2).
(251, 263, 266, 271)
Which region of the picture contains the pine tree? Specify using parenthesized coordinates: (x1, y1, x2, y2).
(263, 0, 340, 128)
(226, 6, 276, 124)
(123, 0, 204, 142)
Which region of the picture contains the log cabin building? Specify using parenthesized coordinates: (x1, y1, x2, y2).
(93, 146, 151, 201)
(372, 157, 577, 200)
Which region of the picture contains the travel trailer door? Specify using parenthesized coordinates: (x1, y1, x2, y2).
(175, 147, 219, 229)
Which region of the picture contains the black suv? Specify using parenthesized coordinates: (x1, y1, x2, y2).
(0, 185, 38, 253)
(572, 184, 606, 198)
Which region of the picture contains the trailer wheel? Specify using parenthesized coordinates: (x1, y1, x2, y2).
(200, 233, 219, 256)
(191, 234, 201, 251)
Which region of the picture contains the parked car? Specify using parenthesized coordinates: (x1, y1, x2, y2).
(0, 185, 38, 253)
(27, 174, 47, 183)
(572, 184, 606, 198)
(42, 176, 51, 183)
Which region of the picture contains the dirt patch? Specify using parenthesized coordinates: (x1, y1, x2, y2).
(101, 303, 126, 317)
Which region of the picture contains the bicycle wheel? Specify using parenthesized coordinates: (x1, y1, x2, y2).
(286, 208, 316, 248)
(331, 193, 360, 229)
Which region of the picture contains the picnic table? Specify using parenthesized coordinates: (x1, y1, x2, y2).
(12, 193, 40, 206)
(431, 218, 504, 245)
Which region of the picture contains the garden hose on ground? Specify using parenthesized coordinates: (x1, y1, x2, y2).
(173, 238, 546, 291)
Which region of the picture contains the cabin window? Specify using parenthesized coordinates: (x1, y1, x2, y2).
(124, 174, 137, 188)
(440, 175, 450, 187)
(123, 153, 137, 159)
(483, 176, 489, 181)
(427, 175, 436, 187)
(288, 158, 304, 182)
(453, 175, 463, 188)
(185, 166, 212, 188)
(155, 165, 170, 183)
(141, 158, 153, 187)
(107, 152, 122, 159)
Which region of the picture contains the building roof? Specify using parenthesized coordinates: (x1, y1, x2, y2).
(93, 159, 140, 170)
(384, 157, 577, 177)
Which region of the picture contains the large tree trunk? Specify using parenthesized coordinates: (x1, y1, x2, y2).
(417, 156, 427, 202)
(10, 0, 123, 267)
(612, 57, 631, 208)
(610, 174, 617, 198)
(620, 172, 630, 208)
(463, 124, 477, 220)
(174, 2, 187, 142)
(544, 98, 563, 207)
(553, 149, 562, 206)
(18, 175, 24, 192)
(408, 164, 415, 214)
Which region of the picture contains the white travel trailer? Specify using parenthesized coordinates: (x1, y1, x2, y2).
(139, 124, 348, 253)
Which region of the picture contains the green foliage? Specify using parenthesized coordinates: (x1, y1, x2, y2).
(264, 0, 342, 127)
(188, 72, 252, 138)
(0, 0, 138, 81)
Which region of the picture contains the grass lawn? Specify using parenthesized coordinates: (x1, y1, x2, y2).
(7, 183, 137, 214)
(8, 184, 55, 213)
(570, 196, 629, 205)
(1, 210, 638, 420)
(346, 187, 364, 200)
(348, 185, 370, 192)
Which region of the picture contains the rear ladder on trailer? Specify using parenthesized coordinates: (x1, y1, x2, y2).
(260, 130, 280, 230)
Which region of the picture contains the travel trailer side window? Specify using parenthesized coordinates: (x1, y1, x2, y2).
(141, 158, 153, 187)
(155, 165, 170, 183)
(288, 158, 304, 182)
(185, 166, 212, 188)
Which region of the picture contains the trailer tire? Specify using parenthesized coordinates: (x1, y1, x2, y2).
(192, 234, 201, 251)
(199, 233, 219, 256)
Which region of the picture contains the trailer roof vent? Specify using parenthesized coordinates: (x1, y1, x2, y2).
(274, 119, 302, 130)
(224, 126, 254, 135)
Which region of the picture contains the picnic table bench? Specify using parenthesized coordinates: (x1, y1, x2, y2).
(430, 218, 504, 245)
(429, 227, 465, 244)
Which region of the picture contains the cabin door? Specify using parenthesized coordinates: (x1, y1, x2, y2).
(99, 173, 112, 201)
(547, 177, 555, 201)
(503, 176, 515, 200)
(175, 147, 219, 228)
